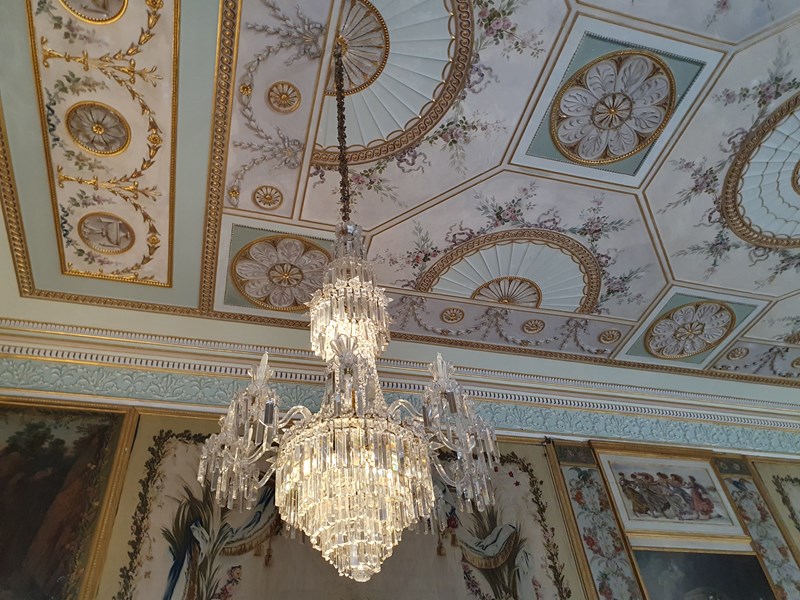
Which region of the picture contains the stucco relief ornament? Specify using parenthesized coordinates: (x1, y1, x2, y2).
(66, 102, 130, 155)
(232, 237, 330, 311)
(645, 301, 735, 359)
(552, 51, 675, 164)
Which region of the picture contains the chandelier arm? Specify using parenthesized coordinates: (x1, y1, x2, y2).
(431, 459, 458, 488)
(277, 405, 314, 428)
(386, 398, 422, 419)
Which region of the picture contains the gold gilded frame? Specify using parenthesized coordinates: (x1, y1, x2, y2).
(0, 396, 137, 600)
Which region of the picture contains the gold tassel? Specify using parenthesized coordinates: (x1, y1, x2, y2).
(451, 532, 458, 547)
(254, 543, 263, 557)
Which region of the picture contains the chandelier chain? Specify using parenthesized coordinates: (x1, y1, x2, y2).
(334, 38, 351, 224)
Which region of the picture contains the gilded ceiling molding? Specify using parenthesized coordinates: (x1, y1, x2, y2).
(310, 0, 473, 165)
(415, 229, 602, 314)
(199, 0, 241, 312)
(722, 91, 800, 249)
(0, 101, 35, 296)
(644, 301, 736, 360)
(550, 50, 676, 165)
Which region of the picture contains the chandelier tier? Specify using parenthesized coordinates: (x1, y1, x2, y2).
(198, 39, 498, 582)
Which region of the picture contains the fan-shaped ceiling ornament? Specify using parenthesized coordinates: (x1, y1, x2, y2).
(551, 50, 676, 165)
(312, 0, 472, 166)
(722, 91, 800, 249)
(415, 229, 602, 314)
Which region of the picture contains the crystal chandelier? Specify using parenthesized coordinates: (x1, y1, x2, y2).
(198, 40, 498, 583)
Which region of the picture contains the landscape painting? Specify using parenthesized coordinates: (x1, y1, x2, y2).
(0, 401, 126, 600)
(97, 413, 584, 600)
(634, 550, 776, 600)
(598, 453, 744, 536)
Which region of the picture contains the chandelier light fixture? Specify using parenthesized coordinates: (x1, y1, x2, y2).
(198, 39, 499, 582)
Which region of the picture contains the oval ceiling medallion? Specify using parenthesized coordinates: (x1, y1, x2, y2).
(232, 236, 331, 312)
(267, 81, 301, 113)
(312, 0, 472, 165)
(78, 212, 135, 254)
(253, 185, 283, 210)
(721, 91, 800, 248)
(59, 0, 128, 24)
(324, 0, 389, 97)
(471, 276, 542, 308)
(551, 50, 676, 165)
(66, 102, 130, 156)
(416, 229, 602, 314)
(644, 301, 736, 360)
(726, 347, 749, 361)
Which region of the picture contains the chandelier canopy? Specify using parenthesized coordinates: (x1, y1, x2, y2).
(198, 39, 498, 582)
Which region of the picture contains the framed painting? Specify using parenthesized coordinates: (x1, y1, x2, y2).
(98, 414, 585, 600)
(0, 397, 133, 600)
(597, 452, 744, 537)
(632, 549, 776, 600)
(751, 459, 800, 560)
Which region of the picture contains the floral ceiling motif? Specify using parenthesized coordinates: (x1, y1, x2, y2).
(552, 51, 675, 164)
(28, 0, 176, 286)
(231, 236, 330, 311)
(644, 301, 735, 359)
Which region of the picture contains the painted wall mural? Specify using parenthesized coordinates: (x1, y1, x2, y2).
(27, 0, 177, 286)
(0, 400, 126, 600)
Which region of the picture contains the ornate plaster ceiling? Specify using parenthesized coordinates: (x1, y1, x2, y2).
(2, 0, 800, 388)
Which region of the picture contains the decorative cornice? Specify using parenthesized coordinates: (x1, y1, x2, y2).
(0, 318, 797, 415)
(1, 355, 799, 455)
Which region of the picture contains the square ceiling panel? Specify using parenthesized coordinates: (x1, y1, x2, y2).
(617, 287, 766, 368)
(511, 17, 723, 186)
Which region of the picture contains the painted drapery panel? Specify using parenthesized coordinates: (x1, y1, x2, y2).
(97, 413, 584, 600)
(0, 401, 126, 600)
(752, 460, 800, 562)
(715, 458, 800, 599)
(556, 445, 645, 600)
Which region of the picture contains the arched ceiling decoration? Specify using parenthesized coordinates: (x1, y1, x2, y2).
(311, 0, 473, 165)
(3, 0, 800, 388)
(415, 229, 602, 314)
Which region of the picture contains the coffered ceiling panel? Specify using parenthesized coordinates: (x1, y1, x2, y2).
(2, 0, 800, 389)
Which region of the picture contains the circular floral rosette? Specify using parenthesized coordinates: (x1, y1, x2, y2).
(66, 102, 130, 155)
(645, 301, 735, 359)
(232, 237, 330, 311)
(552, 51, 675, 164)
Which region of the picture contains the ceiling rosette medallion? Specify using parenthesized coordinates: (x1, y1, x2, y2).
(644, 301, 735, 359)
(551, 50, 676, 164)
(415, 229, 602, 314)
(65, 102, 130, 155)
(231, 236, 331, 312)
(312, 0, 472, 165)
(722, 91, 800, 249)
